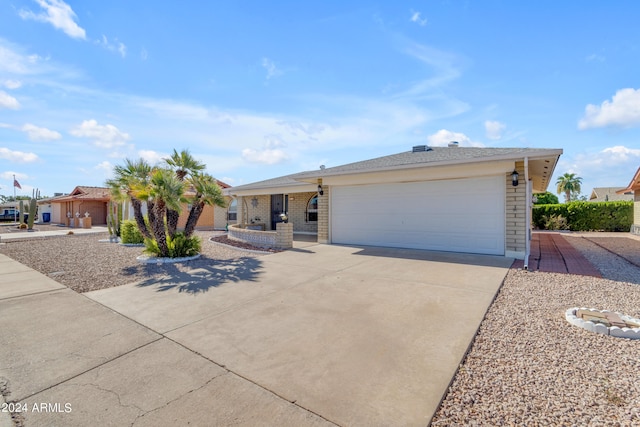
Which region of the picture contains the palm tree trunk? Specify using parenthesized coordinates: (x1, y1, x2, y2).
(152, 200, 169, 257)
(166, 208, 180, 238)
(130, 197, 152, 239)
(184, 201, 204, 238)
(565, 190, 571, 203)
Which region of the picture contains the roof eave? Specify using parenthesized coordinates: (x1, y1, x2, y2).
(297, 149, 563, 183)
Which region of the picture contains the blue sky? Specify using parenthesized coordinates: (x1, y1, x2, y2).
(1, 1, 640, 198)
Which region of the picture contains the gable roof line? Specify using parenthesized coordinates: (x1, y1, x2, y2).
(618, 167, 640, 193)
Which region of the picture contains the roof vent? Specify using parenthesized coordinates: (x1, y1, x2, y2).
(448, 141, 459, 147)
(412, 145, 432, 152)
(319, 165, 325, 170)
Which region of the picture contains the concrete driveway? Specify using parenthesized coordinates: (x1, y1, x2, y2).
(0, 242, 511, 426)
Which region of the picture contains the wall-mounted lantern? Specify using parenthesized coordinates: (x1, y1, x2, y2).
(511, 170, 519, 187)
(317, 184, 324, 196)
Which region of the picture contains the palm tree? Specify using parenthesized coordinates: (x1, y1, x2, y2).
(556, 173, 582, 203)
(183, 173, 227, 237)
(135, 168, 185, 257)
(106, 158, 153, 239)
(163, 149, 206, 237)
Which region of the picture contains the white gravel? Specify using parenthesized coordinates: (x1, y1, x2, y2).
(431, 236, 640, 426)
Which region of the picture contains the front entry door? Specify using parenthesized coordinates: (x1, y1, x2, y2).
(270, 194, 288, 230)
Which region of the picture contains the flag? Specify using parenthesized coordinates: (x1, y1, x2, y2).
(13, 179, 21, 189)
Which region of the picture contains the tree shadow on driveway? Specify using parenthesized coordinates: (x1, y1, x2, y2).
(120, 256, 263, 294)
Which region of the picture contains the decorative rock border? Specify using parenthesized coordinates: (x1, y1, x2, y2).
(136, 254, 201, 264)
(565, 307, 640, 339)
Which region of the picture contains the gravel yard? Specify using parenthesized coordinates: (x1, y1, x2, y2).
(432, 235, 640, 426)
(2, 229, 640, 425)
(0, 231, 265, 293)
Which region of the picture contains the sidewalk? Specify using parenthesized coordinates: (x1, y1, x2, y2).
(0, 252, 333, 426)
(0, 225, 108, 242)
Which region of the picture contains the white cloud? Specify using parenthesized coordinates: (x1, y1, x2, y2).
(261, 57, 282, 80)
(19, 0, 86, 40)
(0, 91, 20, 109)
(3, 79, 22, 89)
(556, 145, 640, 190)
(601, 145, 640, 161)
(96, 35, 127, 58)
(22, 123, 62, 141)
(0, 171, 29, 181)
(578, 88, 640, 129)
(485, 120, 506, 140)
(140, 48, 148, 61)
(242, 147, 289, 165)
(95, 161, 113, 173)
(138, 149, 167, 166)
(70, 119, 131, 148)
(410, 10, 427, 26)
(427, 129, 484, 147)
(0, 147, 39, 162)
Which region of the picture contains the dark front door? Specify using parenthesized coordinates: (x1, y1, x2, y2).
(270, 194, 288, 230)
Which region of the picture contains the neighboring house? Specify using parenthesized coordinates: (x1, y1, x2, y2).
(50, 186, 111, 225)
(121, 179, 232, 231)
(36, 198, 54, 222)
(228, 145, 563, 261)
(617, 167, 640, 235)
(589, 187, 633, 202)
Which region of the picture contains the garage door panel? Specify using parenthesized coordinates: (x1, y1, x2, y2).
(331, 176, 505, 255)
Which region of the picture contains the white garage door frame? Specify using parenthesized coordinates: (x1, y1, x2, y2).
(330, 175, 505, 255)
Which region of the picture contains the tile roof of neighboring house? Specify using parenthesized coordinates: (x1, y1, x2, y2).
(50, 186, 111, 202)
(230, 146, 562, 192)
(589, 187, 633, 202)
(618, 167, 640, 193)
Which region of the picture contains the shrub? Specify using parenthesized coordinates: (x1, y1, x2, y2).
(144, 232, 201, 258)
(533, 201, 632, 231)
(120, 219, 145, 244)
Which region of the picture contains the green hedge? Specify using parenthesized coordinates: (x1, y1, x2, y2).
(120, 219, 145, 244)
(532, 201, 633, 231)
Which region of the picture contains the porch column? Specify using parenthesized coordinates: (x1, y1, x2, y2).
(237, 196, 245, 225)
(317, 182, 329, 244)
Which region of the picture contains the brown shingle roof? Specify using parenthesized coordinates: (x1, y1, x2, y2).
(51, 186, 111, 202)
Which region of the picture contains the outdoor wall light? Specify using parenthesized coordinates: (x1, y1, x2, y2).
(317, 184, 324, 196)
(511, 170, 519, 187)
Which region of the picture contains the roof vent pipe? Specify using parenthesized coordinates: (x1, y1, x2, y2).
(319, 165, 325, 170)
(448, 141, 459, 147)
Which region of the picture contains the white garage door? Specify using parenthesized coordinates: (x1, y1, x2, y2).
(331, 176, 505, 255)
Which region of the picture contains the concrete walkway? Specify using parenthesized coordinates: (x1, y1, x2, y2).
(0, 243, 512, 426)
(511, 232, 602, 277)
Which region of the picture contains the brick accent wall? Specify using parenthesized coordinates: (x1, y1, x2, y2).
(505, 162, 526, 257)
(244, 195, 271, 229)
(288, 192, 318, 233)
(317, 184, 329, 243)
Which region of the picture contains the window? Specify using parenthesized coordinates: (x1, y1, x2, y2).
(227, 198, 237, 221)
(306, 195, 318, 222)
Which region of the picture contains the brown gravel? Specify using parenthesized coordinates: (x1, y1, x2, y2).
(431, 235, 640, 426)
(0, 231, 265, 293)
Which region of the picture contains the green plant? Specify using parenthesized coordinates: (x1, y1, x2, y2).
(27, 198, 37, 230)
(544, 214, 569, 230)
(120, 219, 146, 244)
(144, 232, 201, 258)
(533, 201, 632, 231)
